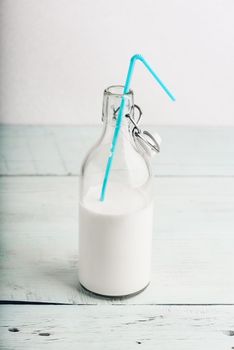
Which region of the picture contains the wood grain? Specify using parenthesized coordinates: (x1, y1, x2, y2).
(1, 305, 234, 349)
(1, 176, 233, 304)
(0, 125, 234, 176)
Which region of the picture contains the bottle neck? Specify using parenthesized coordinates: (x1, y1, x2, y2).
(102, 86, 134, 136)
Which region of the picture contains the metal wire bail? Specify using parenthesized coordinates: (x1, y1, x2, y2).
(126, 105, 160, 155)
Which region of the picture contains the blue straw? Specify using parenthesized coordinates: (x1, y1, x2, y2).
(100, 54, 175, 201)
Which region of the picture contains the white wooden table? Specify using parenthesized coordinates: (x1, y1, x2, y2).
(0, 125, 234, 349)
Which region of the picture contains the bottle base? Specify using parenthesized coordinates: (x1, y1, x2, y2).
(79, 281, 150, 298)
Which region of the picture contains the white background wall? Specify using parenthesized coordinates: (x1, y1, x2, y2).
(0, 0, 233, 125)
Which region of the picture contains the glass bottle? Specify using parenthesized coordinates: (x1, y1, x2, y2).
(79, 85, 154, 297)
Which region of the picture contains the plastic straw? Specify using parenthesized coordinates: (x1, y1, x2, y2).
(100, 54, 175, 201)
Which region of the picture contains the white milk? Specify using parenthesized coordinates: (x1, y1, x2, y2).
(79, 182, 154, 296)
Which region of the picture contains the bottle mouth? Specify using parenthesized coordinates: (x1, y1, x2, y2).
(105, 85, 133, 97)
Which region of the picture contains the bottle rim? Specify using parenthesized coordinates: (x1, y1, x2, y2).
(104, 85, 133, 97)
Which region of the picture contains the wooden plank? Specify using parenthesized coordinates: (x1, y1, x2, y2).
(1, 305, 234, 349)
(0, 125, 234, 176)
(1, 176, 234, 304)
